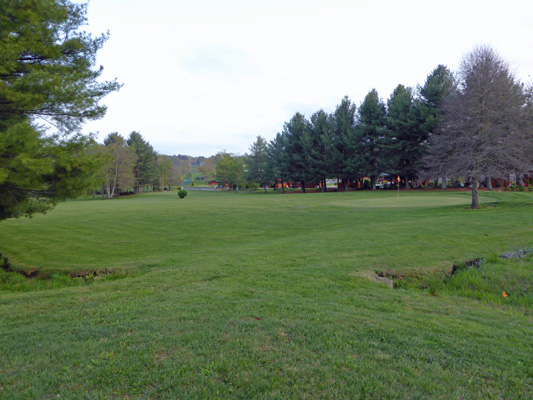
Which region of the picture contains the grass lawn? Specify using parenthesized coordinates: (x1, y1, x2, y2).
(0, 189, 532, 399)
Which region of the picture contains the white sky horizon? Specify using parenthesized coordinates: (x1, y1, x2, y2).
(81, 0, 533, 157)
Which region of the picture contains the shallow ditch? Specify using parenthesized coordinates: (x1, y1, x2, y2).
(375, 250, 533, 314)
(0, 253, 126, 292)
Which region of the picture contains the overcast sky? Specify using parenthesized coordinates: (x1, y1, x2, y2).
(82, 0, 533, 157)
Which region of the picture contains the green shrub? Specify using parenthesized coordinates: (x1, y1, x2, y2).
(178, 189, 188, 199)
(177, 186, 182, 190)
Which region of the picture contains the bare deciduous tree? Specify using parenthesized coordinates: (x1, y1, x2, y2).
(424, 45, 533, 208)
(102, 133, 137, 199)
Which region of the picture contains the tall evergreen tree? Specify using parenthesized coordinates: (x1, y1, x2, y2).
(328, 96, 357, 191)
(384, 85, 425, 188)
(419, 65, 455, 125)
(283, 113, 310, 193)
(0, 0, 120, 219)
(246, 136, 270, 192)
(305, 110, 331, 191)
(418, 65, 455, 188)
(127, 132, 158, 193)
(267, 133, 289, 194)
(355, 89, 387, 189)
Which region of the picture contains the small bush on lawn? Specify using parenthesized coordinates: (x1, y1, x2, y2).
(178, 189, 188, 199)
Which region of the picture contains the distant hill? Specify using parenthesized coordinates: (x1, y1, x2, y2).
(168, 154, 217, 186)
(168, 154, 210, 167)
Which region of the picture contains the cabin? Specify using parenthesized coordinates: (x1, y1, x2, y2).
(208, 180, 222, 187)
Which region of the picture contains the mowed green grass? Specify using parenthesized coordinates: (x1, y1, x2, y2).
(0, 190, 516, 273)
(0, 190, 532, 399)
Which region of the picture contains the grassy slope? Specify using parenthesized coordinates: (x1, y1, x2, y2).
(0, 190, 532, 399)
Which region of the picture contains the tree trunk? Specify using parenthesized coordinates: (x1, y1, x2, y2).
(343, 179, 348, 192)
(300, 181, 305, 193)
(471, 176, 479, 209)
(263, 186, 267, 193)
(281, 179, 284, 194)
(371, 176, 376, 190)
(434, 179, 439, 188)
(405, 178, 409, 190)
(486, 176, 492, 191)
(441, 176, 447, 190)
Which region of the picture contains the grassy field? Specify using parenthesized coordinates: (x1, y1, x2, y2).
(0, 190, 532, 399)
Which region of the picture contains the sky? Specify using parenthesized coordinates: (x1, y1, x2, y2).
(81, 0, 533, 157)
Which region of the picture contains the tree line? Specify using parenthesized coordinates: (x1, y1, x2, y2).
(215, 64, 454, 192)
(217, 47, 533, 207)
(91, 132, 183, 199)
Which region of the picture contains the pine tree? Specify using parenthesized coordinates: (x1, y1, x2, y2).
(267, 133, 289, 194)
(127, 132, 158, 193)
(246, 136, 270, 192)
(283, 113, 310, 193)
(328, 96, 357, 191)
(384, 85, 425, 189)
(355, 89, 387, 190)
(0, 0, 120, 219)
(305, 110, 331, 192)
(418, 65, 455, 188)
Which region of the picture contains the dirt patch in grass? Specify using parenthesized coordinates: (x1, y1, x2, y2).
(0, 252, 124, 292)
(1, 259, 115, 280)
(68, 269, 116, 278)
(371, 273, 394, 288)
(375, 252, 533, 313)
(375, 257, 484, 285)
